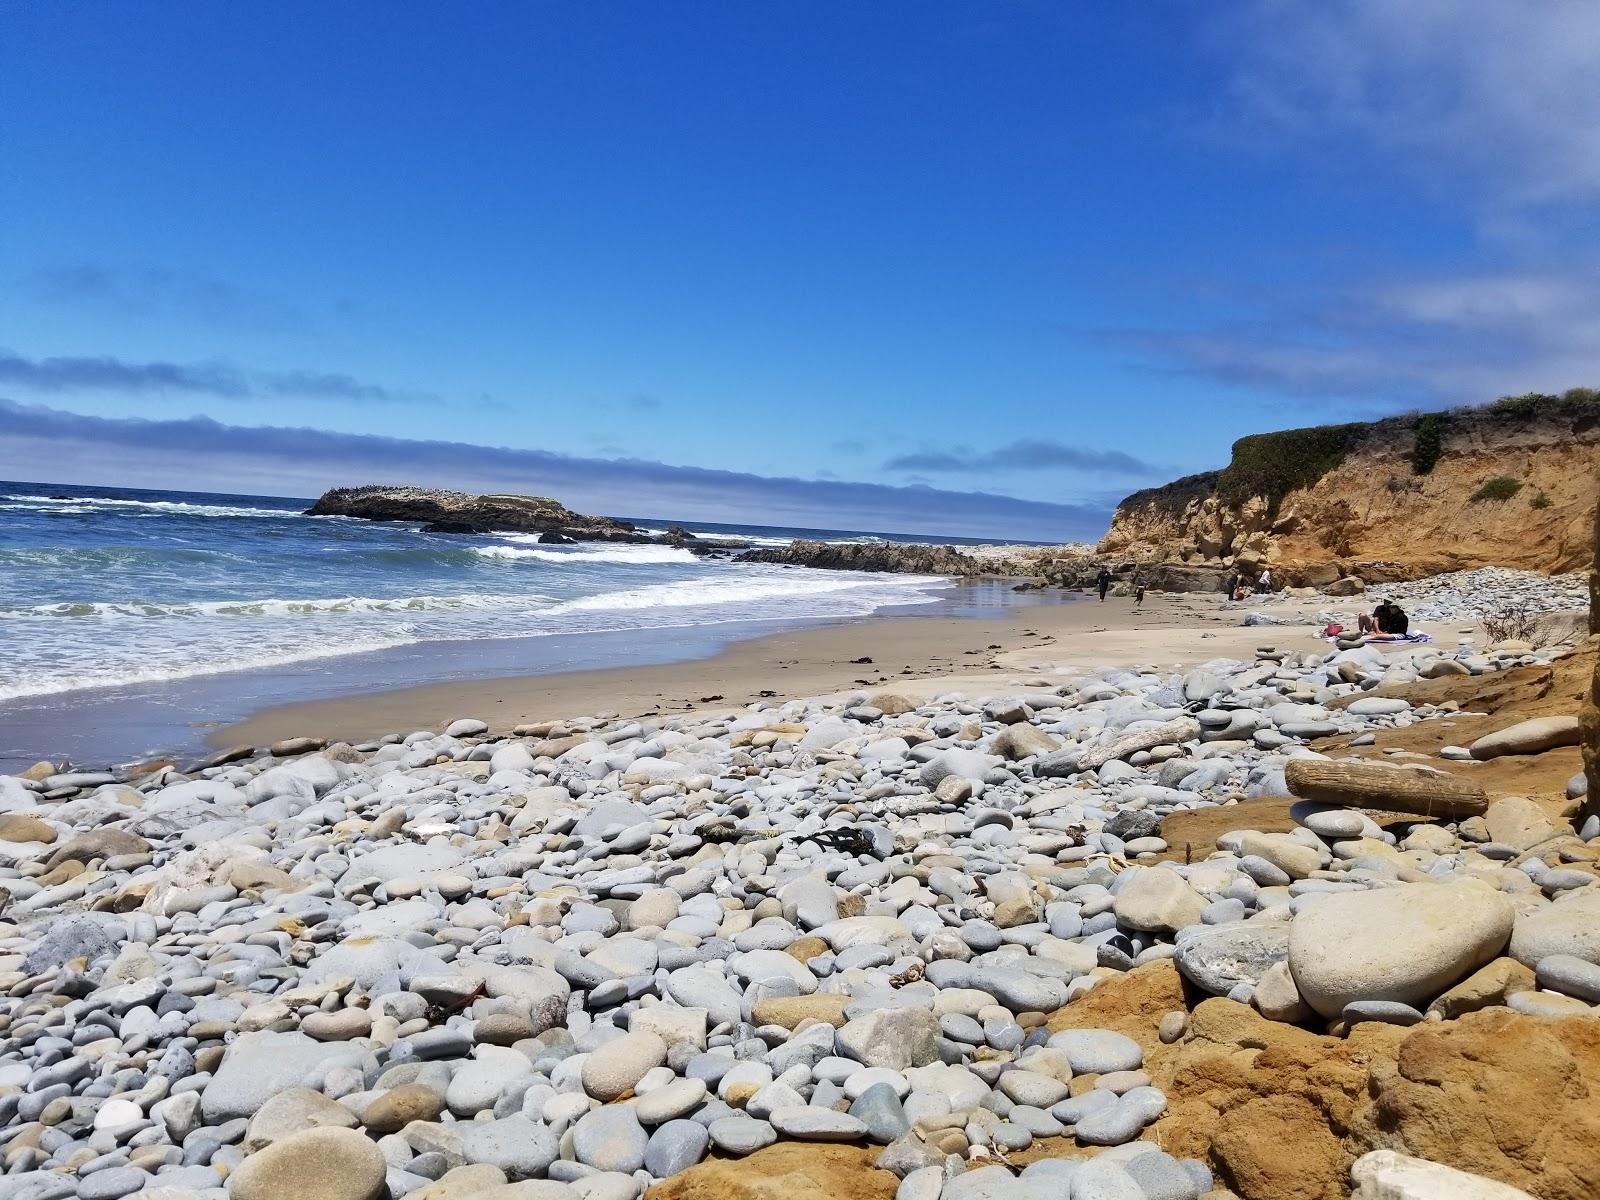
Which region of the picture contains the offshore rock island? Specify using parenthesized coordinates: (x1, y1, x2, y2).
(307, 486, 671, 545)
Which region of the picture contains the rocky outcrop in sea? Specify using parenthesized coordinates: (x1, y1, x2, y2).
(306, 487, 654, 543)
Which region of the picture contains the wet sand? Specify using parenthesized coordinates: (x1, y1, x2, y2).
(217, 588, 1332, 748)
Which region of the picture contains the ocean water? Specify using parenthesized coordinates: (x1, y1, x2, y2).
(0, 481, 973, 704)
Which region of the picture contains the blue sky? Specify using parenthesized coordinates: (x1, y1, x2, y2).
(2, 2, 1596, 539)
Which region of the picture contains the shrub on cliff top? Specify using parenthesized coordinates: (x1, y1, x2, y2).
(1469, 476, 1524, 502)
(1410, 412, 1447, 475)
(1214, 423, 1361, 511)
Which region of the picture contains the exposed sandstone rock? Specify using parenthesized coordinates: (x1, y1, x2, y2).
(1099, 396, 1600, 577)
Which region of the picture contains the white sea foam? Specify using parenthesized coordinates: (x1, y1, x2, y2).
(0, 635, 415, 702)
(0, 493, 300, 519)
(0, 592, 548, 619)
(545, 572, 948, 614)
(476, 543, 697, 564)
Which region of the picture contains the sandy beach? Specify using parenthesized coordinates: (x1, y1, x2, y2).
(217, 589, 1336, 750)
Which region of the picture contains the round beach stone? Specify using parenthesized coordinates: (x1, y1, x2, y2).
(1534, 954, 1600, 1003)
(1510, 888, 1600, 967)
(633, 1077, 707, 1124)
(707, 1115, 777, 1156)
(581, 1031, 667, 1101)
(997, 1069, 1070, 1108)
(646, 1119, 710, 1177)
(1288, 878, 1515, 1018)
(769, 1107, 869, 1141)
(228, 1127, 386, 1200)
(244, 1087, 358, 1151)
(1112, 867, 1208, 934)
(364, 1083, 444, 1134)
(572, 1106, 649, 1173)
(1048, 1029, 1142, 1075)
(1469, 716, 1581, 760)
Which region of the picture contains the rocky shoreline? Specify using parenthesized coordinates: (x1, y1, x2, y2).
(1, 571, 1596, 1199)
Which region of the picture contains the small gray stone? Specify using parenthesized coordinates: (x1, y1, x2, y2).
(76, 1170, 150, 1200)
(646, 1119, 710, 1177)
(707, 1115, 777, 1155)
(848, 1083, 910, 1144)
(769, 1108, 868, 1141)
(1070, 1157, 1146, 1199)
(1048, 1029, 1142, 1074)
(1535, 954, 1600, 1003)
(1343, 1000, 1425, 1027)
(1125, 1151, 1204, 1200)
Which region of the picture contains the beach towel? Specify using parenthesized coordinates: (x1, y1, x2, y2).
(1363, 631, 1433, 644)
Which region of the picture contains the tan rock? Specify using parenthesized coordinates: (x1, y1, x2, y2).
(1239, 832, 1324, 880)
(403, 1165, 508, 1200)
(363, 1083, 444, 1135)
(991, 724, 1060, 761)
(1483, 796, 1564, 851)
(1426, 957, 1535, 1020)
(228, 1127, 385, 1200)
(46, 829, 149, 868)
(0, 815, 55, 844)
(244, 1087, 358, 1152)
(752, 994, 850, 1030)
(1469, 716, 1582, 761)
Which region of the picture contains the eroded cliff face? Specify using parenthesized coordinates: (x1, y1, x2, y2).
(1101, 400, 1600, 582)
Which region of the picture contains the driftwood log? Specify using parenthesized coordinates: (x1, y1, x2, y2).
(1285, 757, 1488, 821)
(1077, 716, 1201, 772)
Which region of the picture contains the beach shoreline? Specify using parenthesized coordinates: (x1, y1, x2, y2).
(214, 587, 1334, 751)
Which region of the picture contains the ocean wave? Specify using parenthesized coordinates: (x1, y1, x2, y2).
(0, 493, 301, 519)
(544, 572, 948, 614)
(0, 635, 413, 702)
(475, 542, 697, 564)
(0, 546, 250, 568)
(0, 592, 550, 619)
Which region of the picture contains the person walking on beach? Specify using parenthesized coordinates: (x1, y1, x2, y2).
(1256, 567, 1273, 594)
(1097, 567, 1112, 602)
(1134, 574, 1147, 607)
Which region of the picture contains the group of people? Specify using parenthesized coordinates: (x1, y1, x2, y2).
(1358, 598, 1410, 635)
(1223, 567, 1272, 601)
(1095, 567, 1147, 606)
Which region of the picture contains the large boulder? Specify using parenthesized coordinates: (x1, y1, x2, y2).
(1287, 879, 1515, 1018)
(1469, 716, 1582, 761)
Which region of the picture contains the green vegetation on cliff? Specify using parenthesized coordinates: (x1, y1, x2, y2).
(1116, 387, 1600, 519)
(1214, 424, 1362, 511)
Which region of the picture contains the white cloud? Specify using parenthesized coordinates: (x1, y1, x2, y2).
(1217, 0, 1600, 210)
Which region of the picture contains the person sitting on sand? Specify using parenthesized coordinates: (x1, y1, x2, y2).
(1380, 602, 1409, 635)
(1097, 567, 1112, 602)
(1358, 603, 1385, 634)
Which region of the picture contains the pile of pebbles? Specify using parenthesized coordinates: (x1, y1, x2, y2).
(0, 636, 1593, 1200)
(1360, 567, 1589, 623)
